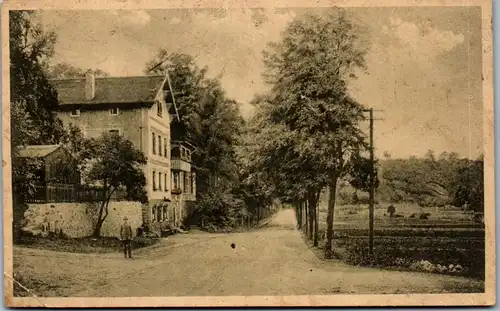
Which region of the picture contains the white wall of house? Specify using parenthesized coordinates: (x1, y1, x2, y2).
(147, 95, 172, 202)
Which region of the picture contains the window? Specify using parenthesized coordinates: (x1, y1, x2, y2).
(164, 138, 168, 158)
(164, 173, 168, 192)
(184, 173, 189, 193)
(109, 108, 119, 115)
(191, 173, 196, 193)
(152, 171, 157, 191)
(173, 172, 179, 189)
(70, 109, 80, 117)
(152, 207, 156, 222)
(158, 135, 162, 156)
(157, 101, 163, 117)
(152, 132, 156, 154)
(109, 129, 119, 135)
(158, 172, 162, 191)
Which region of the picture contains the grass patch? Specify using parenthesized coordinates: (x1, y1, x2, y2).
(15, 235, 160, 254)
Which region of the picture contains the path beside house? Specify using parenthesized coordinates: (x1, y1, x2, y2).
(13, 209, 484, 297)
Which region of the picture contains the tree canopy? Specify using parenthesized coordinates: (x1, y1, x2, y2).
(10, 11, 65, 147)
(10, 11, 67, 205)
(242, 10, 371, 255)
(46, 62, 109, 79)
(79, 132, 147, 237)
(145, 50, 251, 228)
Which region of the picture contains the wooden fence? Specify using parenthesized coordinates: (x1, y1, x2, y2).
(25, 183, 128, 204)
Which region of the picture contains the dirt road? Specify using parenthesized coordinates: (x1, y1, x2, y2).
(13, 209, 484, 297)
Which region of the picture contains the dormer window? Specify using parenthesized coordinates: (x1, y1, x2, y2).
(70, 109, 80, 117)
(157, 101, 163, 117)
(110, 108, 119, 115)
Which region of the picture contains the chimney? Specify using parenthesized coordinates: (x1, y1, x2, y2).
(85, 71, 95, 101)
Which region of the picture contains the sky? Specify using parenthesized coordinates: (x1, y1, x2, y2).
(36, 6, 483, 159)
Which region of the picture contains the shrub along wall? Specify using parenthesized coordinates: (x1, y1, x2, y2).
(22, 201, 143, 238)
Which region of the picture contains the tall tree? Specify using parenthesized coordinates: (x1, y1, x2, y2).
(145, 50, 248, 228)
(10, 11, 65, 146)
(80, 132, 147, 237)
(260, 10, 369, 257)
(10, 11, 66, 209)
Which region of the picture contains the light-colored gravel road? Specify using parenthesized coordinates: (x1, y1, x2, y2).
(13, 209, 484, 297)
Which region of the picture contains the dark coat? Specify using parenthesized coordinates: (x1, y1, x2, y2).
(120, 223, 133, 240)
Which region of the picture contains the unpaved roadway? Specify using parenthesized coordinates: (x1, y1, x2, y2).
(13, 209, 484, 296)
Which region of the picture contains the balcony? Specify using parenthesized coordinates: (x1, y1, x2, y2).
(171, 158, 191, 172)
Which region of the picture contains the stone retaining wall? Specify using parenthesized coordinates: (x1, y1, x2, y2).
(23, 201, 142, 238)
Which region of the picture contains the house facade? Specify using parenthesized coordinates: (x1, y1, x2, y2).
(51, 73, 196, 233)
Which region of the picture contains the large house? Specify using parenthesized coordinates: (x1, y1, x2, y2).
(51, 72, 196, 233)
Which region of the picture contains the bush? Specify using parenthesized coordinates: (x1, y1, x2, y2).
(419, 212, 431, 220)
(197, 186, 245, 230)
(334, 240, 484, 279)
(387, 204, 396, 217)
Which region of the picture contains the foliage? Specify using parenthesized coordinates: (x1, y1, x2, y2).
(348, 155, 380, 192)
(387, 204, 396, 217)
(452, 159, 484, 212)
(379, 152, 483, 209)
(145, 50, 260, 228)
(9, 11, 65, 218)
(9, 11, 65, 146)
(196, 185, 245, 231)
(46, 62, 108, 79)
(15, 235, 159, 253)
(79, 132, 147, 237)
(61, 123, 87, 162)
(247, 9, 370, 256)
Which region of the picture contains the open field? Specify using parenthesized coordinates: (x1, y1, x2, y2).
(315, 203, 485, 279)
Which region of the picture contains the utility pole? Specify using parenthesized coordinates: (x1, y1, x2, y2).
(368, 108, 374, 256)
(362, 108, 383, 256)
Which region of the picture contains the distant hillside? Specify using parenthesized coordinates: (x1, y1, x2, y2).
(375, 153, 483, 211)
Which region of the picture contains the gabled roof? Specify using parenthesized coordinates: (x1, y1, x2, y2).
(17, 145, 62, 158)
(51, 75, 166, 105)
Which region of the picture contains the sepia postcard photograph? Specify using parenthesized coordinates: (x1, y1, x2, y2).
(2, 0, 495, 307)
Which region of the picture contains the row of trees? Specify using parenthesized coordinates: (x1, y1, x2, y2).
(239, 11, 376, 257)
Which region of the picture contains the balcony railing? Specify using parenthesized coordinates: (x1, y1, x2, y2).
(171, 158, 191, 171)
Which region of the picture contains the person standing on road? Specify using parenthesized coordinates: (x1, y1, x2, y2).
(120, 217, 133, 258)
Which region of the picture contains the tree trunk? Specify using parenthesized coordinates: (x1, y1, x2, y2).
(297, 202, 302, 229)
(302, 201, 309, 235)
(308, 195, 314, 241)
(309, 193, 319, 247)
(92, 202, 105, 237)
(325, 176, 338, 258)
(92, 188, 113, 238)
